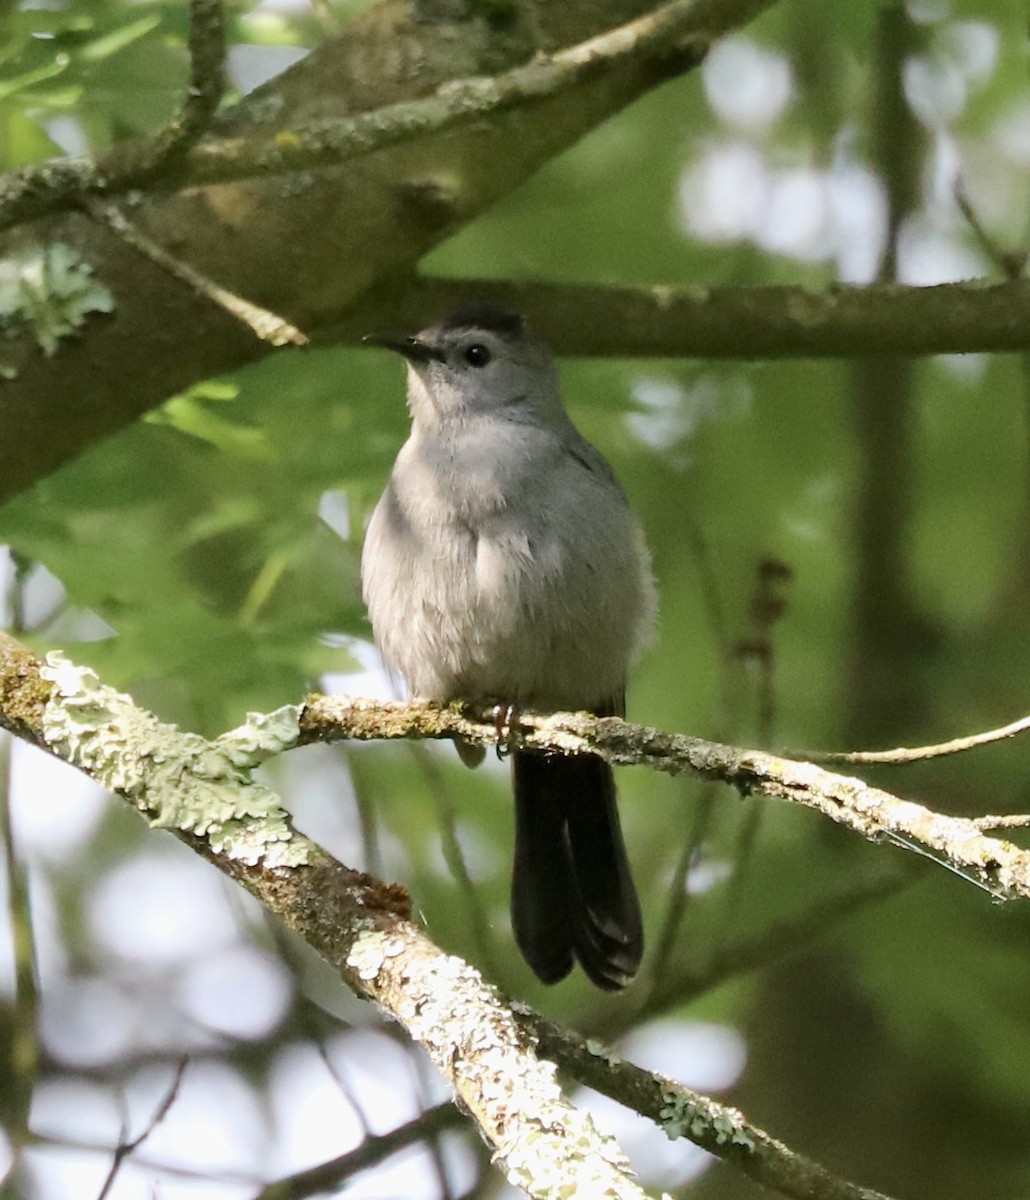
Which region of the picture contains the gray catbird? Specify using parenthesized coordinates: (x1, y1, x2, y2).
(362, 304, 655, 989)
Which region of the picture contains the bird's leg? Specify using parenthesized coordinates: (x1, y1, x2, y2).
(493, 702, 519, 760)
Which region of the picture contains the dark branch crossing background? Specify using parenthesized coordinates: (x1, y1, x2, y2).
(1, 1, 1030, 1199)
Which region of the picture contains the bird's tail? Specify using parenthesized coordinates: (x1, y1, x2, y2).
(510, 749, 643, 990)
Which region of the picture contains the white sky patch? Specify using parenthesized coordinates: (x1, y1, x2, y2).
(904, 54, 968, 128)
(934, 353, 988, 383)
(758, 169, 837, 261)
(18, 560, 65, 628)
(935, 20, 999, 89)
(9, 739, 109, 861)
(30, 1077, 122, 1146)
(624, 1018, 746, 1091)
(227, 43, 309, 95)
(702, 38, 793, 131)
(321, 632, 399, 701)
(897, 214, 987, 285)
(0, 547, 14, 625)
(679, 140, 769, 243)
(266, 1041, 368, 1174)
(679, 144, 889, 280)
(39, 975, 139, 1066)
(87, 850, 240, 966)
(129, 1060, 271, 1176)
(826, 161, 887, 282)
(177, 945, 293, 1041)
(318, 488, 351, 540)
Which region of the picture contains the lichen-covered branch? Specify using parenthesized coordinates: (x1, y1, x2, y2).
(527, 1019, 896, 1200)
(0, 634, 916, 1200)
(300, 694, 1030, 902)
(0, 632, 647, 1200)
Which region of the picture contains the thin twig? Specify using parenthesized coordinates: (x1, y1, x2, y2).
(84, 198, 308, 347)
(971, 813, 1030, 831)
(954, 177, 1027, 281)
(252, 1102, 465, 1200)
(797, 713, 1030, 766)
(176, 0, 227, 144)
(95, 1058, 188, 1200)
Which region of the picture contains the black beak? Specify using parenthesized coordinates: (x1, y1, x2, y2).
(364, 332, 445, 363)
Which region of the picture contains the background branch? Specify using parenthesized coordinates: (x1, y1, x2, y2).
(0, 0, 762, 232)
(326, 275, 1030, 358)
(254, 1102, 465, 1200)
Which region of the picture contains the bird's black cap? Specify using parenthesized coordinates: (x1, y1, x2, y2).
(436, 303, 524, 337)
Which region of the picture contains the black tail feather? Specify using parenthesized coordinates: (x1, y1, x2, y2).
(510, 750, 642, 990)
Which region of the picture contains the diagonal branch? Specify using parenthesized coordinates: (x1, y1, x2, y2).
(0, 631, 907, 1200)
(253, 1101, 466, 1200)
(0, 0, 772, 233)
(528, 1017, 896, 1200)
(0, 632, 647, 1200)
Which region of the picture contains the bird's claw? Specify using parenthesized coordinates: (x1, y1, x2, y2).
(493, 703, 519, 759)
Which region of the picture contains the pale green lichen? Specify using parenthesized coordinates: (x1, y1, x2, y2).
(584, 1038, 623, 1068)
(216, 703, 301, 766)
(346, 929, 391, 980)
(504, 1104, 640, 1199)
(0, 243, 115, 355)
(659, 1087, 754, 1150)
(39, 654, 307, 867)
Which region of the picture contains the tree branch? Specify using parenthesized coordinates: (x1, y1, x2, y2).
(0, 0, 228, 234)
(0, 632, 908, 1200)
(0, 0, 770, 234)
(254, 1101, 465, 1200)
(299, 694, 1030, 903)
(331, 274, 1030, 358)
(0, 632, 647, 1200)
(799, 712, 1030, 766)
(528, 1018, 895, 1200)
(0, 0, 778, 504)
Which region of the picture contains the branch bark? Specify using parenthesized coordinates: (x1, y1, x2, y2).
(0, 0, 755, 232)
(299, 694, 1030, 903)
(0, 632, 648, 1200)
(0, 630, 907, 1200)
(324, 274, 1030, 358)
(0, 0, 777, 504)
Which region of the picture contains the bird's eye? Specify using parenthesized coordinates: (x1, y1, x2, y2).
(464, 343, 491, 367)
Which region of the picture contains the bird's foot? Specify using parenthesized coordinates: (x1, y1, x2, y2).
(492, 703, 519, 760)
